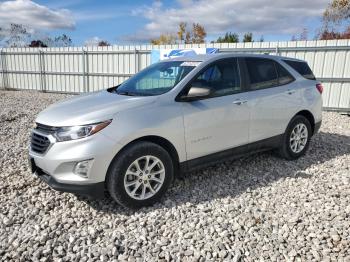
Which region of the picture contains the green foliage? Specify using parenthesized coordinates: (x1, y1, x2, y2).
(214, 32, 239, 43)
(243, 32, 253, 42)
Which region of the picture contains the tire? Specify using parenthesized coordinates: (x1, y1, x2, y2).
(278, 115, 312, 160)
(106, 141, 174, 208)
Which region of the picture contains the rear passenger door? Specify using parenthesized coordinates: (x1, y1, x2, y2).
(243, 57, 298, 143)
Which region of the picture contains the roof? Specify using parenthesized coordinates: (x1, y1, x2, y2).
(164, 53, 305, 63)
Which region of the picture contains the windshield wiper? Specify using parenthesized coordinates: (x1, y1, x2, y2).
(116, 91, 137, 96)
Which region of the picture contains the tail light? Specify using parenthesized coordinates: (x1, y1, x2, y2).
(316, 83, 323, 94)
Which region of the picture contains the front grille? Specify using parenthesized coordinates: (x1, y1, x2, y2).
(31, 132, 51, 154)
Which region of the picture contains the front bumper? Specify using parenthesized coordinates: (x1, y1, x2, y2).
(29, 157, 105, 198)
(28, 127, 123, 198)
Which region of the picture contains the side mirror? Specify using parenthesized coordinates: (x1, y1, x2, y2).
(180, 86, 211, 102)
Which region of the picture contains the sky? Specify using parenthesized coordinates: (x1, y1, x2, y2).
(0, 0, 331, 46)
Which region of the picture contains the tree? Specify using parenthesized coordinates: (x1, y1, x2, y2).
(319, 26, 350, 39)
(151, 33, 177, 45)
(4, 23, 30, 47)
(323, 0, 350, 28)
(98, 41, 110, 46)
(29, 40, 48, 47)
(177, 22, 186, 44)
(243, 32, 253, 42)
(319, 0, 350, 39)
(299, 28, 308, 40)
(259, 35, 264, 42)
(28, 34, 73, 47)
(53, 34, 72, 47)
(185, 31, 191, 44)
(0, 23, 73, 47)
(191, 23, 206, 44)
(0, 27, 4, 42)
(214, 32, 239, 43)
(150, 22, 206, 44)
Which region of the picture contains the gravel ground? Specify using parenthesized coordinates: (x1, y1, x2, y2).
(0, 90, 349, 262)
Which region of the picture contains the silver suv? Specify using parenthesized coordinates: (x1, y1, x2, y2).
(29, 54, 322, 208)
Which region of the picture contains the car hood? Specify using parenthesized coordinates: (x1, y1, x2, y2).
(36, 90, 157, 126)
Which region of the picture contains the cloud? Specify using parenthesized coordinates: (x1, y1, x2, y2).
(74, 11, 120, 22)
(124, 0, 329, 42)
(0, 0, 75, 30)
(84, 36, 102, 46)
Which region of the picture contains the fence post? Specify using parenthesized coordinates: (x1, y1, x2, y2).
(275, 46, 280, 56)
(38, 50, 46, 92)
(134, 49, 139, 73)
(82, 49, 86, 92)
(82, 49, 90, 92)
(0, 50, 8, 89)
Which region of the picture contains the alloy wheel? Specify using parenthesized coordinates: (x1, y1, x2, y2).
(289, 123, 308, 153)
(123, 155, 165, 200)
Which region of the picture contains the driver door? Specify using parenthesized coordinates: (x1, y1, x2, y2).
(181, 58, 251, 160)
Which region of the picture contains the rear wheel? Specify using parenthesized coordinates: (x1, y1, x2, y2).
(106, 141, 174, 208)
(278, 115, 312, 160)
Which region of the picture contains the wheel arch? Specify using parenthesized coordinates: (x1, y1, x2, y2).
(108, 135, 181, 178)
(294, 110, 315, 135)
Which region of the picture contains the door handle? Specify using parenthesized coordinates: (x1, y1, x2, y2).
(287, 89, 296, 95)
(232, 99, 248, 105)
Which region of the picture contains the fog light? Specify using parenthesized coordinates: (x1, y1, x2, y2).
(74, 159, 93, 177)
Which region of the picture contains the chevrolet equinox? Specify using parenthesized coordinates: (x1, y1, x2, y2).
(29, 54, 322, 208)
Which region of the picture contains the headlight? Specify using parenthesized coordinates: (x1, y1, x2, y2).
(54, 120, 112, 142)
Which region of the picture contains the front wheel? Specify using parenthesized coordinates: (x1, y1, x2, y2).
(106, 141, 174, 208)
(278, 115, 312, 160)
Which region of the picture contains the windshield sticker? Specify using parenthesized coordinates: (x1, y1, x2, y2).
(180, 61, 201, 67)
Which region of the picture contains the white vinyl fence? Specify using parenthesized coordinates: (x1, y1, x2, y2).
(1, 40, 350, 112)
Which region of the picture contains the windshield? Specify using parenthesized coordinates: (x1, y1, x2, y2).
(115, 61, 197, 96)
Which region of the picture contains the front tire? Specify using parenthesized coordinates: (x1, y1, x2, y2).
(106, 141, 174, 208)
(278, 115, 312, 160)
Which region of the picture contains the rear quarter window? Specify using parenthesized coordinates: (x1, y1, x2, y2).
(275, 62, 295, 85)
(283, 60, 316, 80)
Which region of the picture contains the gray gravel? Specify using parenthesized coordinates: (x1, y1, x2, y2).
(0, 90, 349, 261)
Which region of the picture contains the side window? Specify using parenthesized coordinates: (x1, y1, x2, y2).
(246, 58, 278, 90)
(275, 62, 295, 85)
(192, 59, 241, 97)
